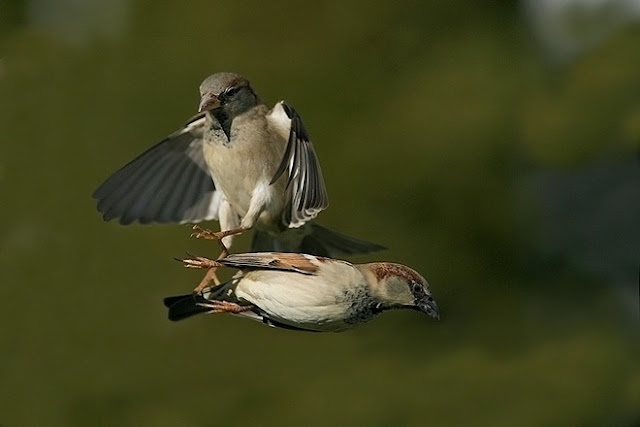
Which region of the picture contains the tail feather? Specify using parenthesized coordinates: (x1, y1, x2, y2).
(163, 295, 187, 308)
(302, 224, 386, 256)
(163, 294, 209, 322)
(251, 224, 385, 258)
(251, 229, 292, 253)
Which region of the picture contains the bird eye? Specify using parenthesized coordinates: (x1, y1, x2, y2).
(224, 86, 240, 97)
(411, 282, 422, 293)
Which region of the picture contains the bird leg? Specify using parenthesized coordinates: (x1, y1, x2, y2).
(190, 224, 248, 259)
(180, 255, 225, 293)
(195, 268, 221, 290)
(197, 300, 253, 314)
(189, 225, 247, 292)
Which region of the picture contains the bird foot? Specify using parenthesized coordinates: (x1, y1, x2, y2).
(180, 256, 222, 292)
(197, 300, 253, 314)
(191, 224, 247, 242)
(181, 256, 221, 269)
(190, 225, 225, 241)
(189, 225, 248, 260)
(176, 255, 221, 291)
(187, 225, 248, 293)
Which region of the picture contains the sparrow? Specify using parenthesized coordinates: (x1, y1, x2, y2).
(163, 252, 439, 332)
(93, 72, 384, 257)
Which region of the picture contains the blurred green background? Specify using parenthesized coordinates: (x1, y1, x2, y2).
(1, 1, 639, 425)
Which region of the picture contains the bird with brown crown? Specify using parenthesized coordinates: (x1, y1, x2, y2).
(164, 252, 439, 332)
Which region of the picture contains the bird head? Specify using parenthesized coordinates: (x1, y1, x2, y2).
(366, 263, 439, 320)
(198, 72, 258, 115)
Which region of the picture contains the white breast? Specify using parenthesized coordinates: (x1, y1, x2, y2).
(234, 262, 366, 330)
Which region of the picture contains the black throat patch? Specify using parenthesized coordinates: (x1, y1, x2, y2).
(211, 109, 233, 142)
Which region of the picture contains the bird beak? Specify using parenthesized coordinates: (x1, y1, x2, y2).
(417, 298, 440, 320)
(199, 93, 220, 112)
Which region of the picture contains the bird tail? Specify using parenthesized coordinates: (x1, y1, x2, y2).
(251, 223, 385, 258)
(163, 293, 210, 321)
(163, 283, 229, 321)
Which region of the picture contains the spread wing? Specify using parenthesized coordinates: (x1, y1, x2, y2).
(267, 102, 329, 228)
(93, 114, 221, 225)
(218, 252, 330, 275)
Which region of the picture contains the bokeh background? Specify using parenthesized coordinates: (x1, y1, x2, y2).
(1, 1, 639, 425)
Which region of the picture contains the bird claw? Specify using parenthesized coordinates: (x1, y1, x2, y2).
(190, 225, 223, 241)
(181, 256, 220, 269)
(186, 225, 249, 292)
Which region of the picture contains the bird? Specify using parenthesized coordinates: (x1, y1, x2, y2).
(93, 72, 384, 257)
(163, 252, 439, 332)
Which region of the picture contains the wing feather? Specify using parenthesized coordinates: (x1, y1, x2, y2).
(218, 252, 329, 275)
(93, 115, 220, 224)
(267, 102, 329, 228)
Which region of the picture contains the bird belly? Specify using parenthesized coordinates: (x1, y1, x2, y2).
(234, 270, 368, 331)
(202, 118, 286, 227)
